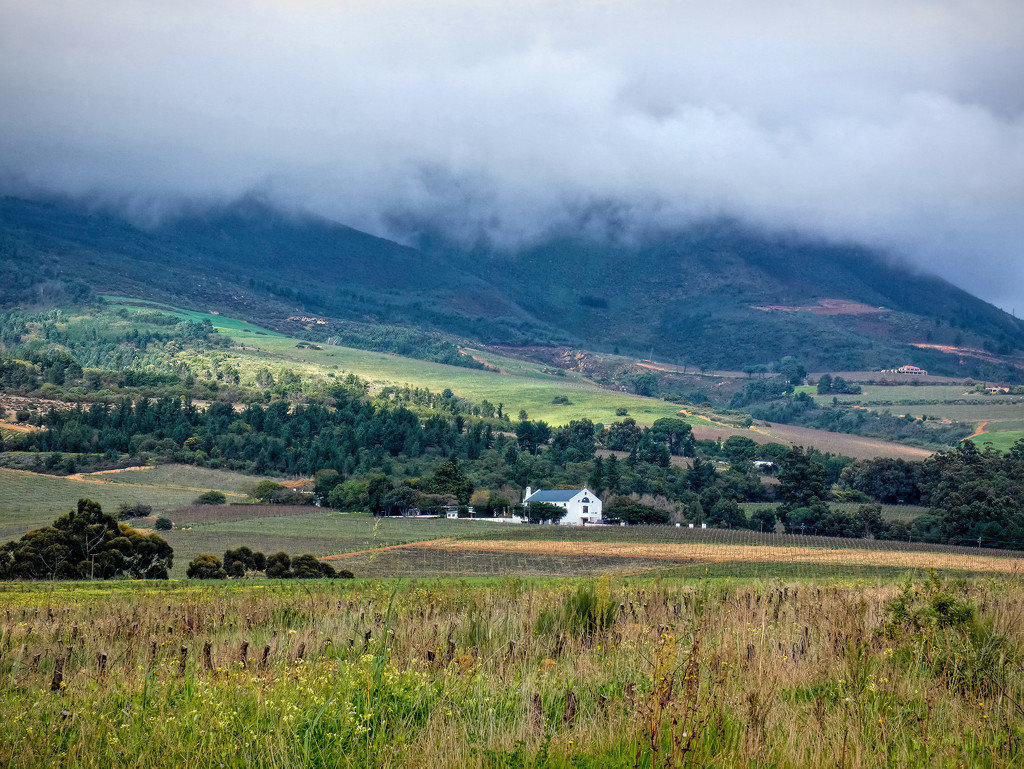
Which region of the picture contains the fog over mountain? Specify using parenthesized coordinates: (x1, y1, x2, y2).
(2, 1, 1022, 311)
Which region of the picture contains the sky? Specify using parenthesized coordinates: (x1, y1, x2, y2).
(2, 0, 1023, 312)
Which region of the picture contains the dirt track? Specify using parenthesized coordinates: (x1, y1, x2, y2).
(378, 539, 1023, 575)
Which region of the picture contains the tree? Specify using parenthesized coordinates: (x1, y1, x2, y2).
(223, 546, 265, 575)
(839, 458, 921, 504)
(631, 372, 658, 397)
(776, 446, 830, 532)
(424, 461, 473, 505)
(650, 417, 692, 456)
(776, 447, 830, 511)
(0, 498, 173, 580)
(707, 499, 747, 529)
(749, 507, 777, 533)
(604, 501, 669, 525)
(252, 480, 286, 503)
(588, 455, 605, 493)
(366, 473, 394, 513)
(186, 554, 227, 579)
(526, 501, 565, 524)
(117, 501, 152, 519)
(265, 551, 292, 578)
(515, 420, 551, 454)
(778, 356, 806, 386)
(604, 418, 641, 452)
(550, 419, 596, 463)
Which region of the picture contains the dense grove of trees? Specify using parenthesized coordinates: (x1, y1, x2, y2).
(0, 499, 173, 579)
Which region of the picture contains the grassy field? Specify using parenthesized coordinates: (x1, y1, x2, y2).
(0, 468, 204, 541)
(970, 428, 1024, 453)
(104, 298, 692, 427)
(89, 464, 268, 494)
(1, 573, 1020, 767)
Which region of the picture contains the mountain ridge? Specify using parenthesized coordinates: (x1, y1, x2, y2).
(2, 194, 1022, 380)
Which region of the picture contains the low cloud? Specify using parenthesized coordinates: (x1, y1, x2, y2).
(2, 0, 1023, 310)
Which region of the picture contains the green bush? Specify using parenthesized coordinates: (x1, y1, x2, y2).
(186, 554, 226, 580)
(117, 501, 153, 519)
(154, 517, 173, 530)
(194, 490, 227, 505)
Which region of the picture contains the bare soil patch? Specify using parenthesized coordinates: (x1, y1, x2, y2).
(752, 299, 888, 316)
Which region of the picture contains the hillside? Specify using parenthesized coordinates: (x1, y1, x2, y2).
(3, 195, 1023, 379)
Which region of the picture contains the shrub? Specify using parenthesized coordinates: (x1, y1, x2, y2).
(266, 551, 292, 578)
(154, 517, 173, 530)
(291, 554, 337, 579)
(194, 490, 226, 505)
(223, 546, 266, 574)
(117, 501, 153, 520)
(187, 554, 227, 580)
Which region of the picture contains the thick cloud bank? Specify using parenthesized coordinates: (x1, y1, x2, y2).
(2, 1, 1023, 310)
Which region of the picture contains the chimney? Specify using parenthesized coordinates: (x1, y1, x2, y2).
(524, 486, 532, 501)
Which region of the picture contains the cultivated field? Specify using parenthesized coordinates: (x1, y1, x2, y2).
(1, 573, 1020, 768)
(798, 383, 1024, 451)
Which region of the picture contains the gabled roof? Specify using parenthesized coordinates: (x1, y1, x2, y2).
(525, 488, 590, 503)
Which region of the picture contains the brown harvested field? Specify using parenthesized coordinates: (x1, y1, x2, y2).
(688, 422, 933, 460)
(750, 422, 934, 459)
(358, 538, 1024, 576)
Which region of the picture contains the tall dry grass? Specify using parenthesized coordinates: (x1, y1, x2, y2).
(0, 574, 1020, 767)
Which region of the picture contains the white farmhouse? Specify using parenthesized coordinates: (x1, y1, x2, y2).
(523, 486, 602, 525)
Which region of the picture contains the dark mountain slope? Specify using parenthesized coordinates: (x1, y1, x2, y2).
(452, 225, 1024, 372)
(2, 195, 1022, 378)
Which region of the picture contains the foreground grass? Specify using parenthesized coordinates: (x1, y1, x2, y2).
(1, 575, 1020, 767)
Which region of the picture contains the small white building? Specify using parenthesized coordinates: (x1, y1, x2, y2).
(523, 486, 603, 525)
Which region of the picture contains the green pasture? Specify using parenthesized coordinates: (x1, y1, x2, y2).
(93, 464, 264, 495)
(0, 468, 200, 541)
(102, 296, 285, 337)
(102, 297, 697, 427)
(970, 429, 1024, 453)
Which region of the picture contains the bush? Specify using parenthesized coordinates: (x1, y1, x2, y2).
(194, 490, 226, 505)
(186, 554, 227, 579)
(266, 551, 292, 578)
(223, 546, 266, 575)
(154, 517, 173, 530)
(291, 554, 337, 579)
(117, 501, 153, 520)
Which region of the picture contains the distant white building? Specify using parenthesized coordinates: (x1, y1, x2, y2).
(523, 486, 603, 525)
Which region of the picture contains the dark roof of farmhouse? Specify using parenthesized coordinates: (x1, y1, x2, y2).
(526, 489, 588, 503)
